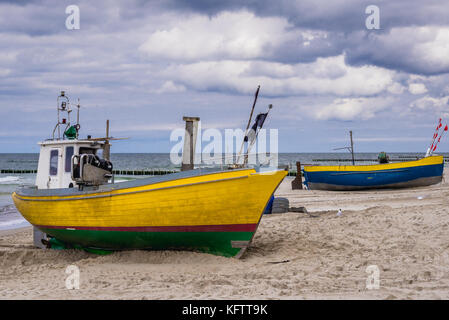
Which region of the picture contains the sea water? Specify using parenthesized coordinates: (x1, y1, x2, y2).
(0, 175, 34, 230)
(0, 152, 446, 230)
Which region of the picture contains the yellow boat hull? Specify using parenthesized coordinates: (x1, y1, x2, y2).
(12, 168, 287, 257)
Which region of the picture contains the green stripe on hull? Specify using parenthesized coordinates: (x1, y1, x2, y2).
(40, 228, 254, 257)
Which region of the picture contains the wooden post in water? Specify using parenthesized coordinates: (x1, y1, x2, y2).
(181, 116, 200, 171)
(291, 161, 303, 190)
(104, 120, 111, 161)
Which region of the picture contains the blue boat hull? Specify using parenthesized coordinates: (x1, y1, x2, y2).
(304, 162, 444, 191)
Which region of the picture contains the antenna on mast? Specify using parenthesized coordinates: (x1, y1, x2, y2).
(333, 130, 355, 165)
(53, 91, 72, 140)
(75, 98, 81, 139)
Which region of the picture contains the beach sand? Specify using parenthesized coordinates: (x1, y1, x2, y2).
(1, 172, 449, 300)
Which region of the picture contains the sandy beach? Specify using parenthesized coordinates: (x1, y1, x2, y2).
(1, 173, 449, 300)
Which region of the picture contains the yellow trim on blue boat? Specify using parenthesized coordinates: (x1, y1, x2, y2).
(303, 155, 443, 172)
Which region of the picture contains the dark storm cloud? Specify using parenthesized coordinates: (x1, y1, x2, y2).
(0, 0, 165, 36)
(344, 28, 449, 75)
(163, 0, 449, 75)
(266, 31, 346, 64)
(3, 0, 449, 73)
(165, 0, 449, 31)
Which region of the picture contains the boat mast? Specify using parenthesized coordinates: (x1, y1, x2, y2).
(52, 91, 72, 140)
(236, 85, 260, 165)
(333, 130, 355, 165)
(75, 99, 81, 139)
(245, 104, 273, 165)
(350, 130, 355, 165)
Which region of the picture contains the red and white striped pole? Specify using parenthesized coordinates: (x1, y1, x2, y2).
(427, 118, 442, 156)
(430, 124, 448, 155)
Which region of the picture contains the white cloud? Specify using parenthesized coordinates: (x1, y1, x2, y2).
(348, 26, 449, 75)
(152, 81, 186, 94)
(139, 11, 293, 61)
(138, 9, 336, 64)
(0, 68, 11, 77)
(312, 97, 392, 121)
(414, 27, 449, 71)
(354, 137, 429, 142)
(408, 83, 428, 94)
(410, 95, 449, 113)
(113, 123, 180, 132)
(332, 136, 428, 142)
(162, 55, 395, 97)
(387, 82, 406, 94)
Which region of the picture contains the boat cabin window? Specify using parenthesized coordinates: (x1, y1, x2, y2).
(79, 147, 96, 155)
(49, 149, 58, 176)
(65, 146, 74, 172)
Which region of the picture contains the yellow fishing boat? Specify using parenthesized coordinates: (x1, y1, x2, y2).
(12, 91, 287, 257)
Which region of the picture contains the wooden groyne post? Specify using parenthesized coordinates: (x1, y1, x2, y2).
(291, 161, 303, 190)
(181, 116, 200, 171)
(0, 169, 180, 175)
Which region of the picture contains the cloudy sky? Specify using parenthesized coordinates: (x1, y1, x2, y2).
(1, 0, 449, 153)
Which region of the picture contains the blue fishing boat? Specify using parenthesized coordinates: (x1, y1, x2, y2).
(303, 155, 444, 191)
